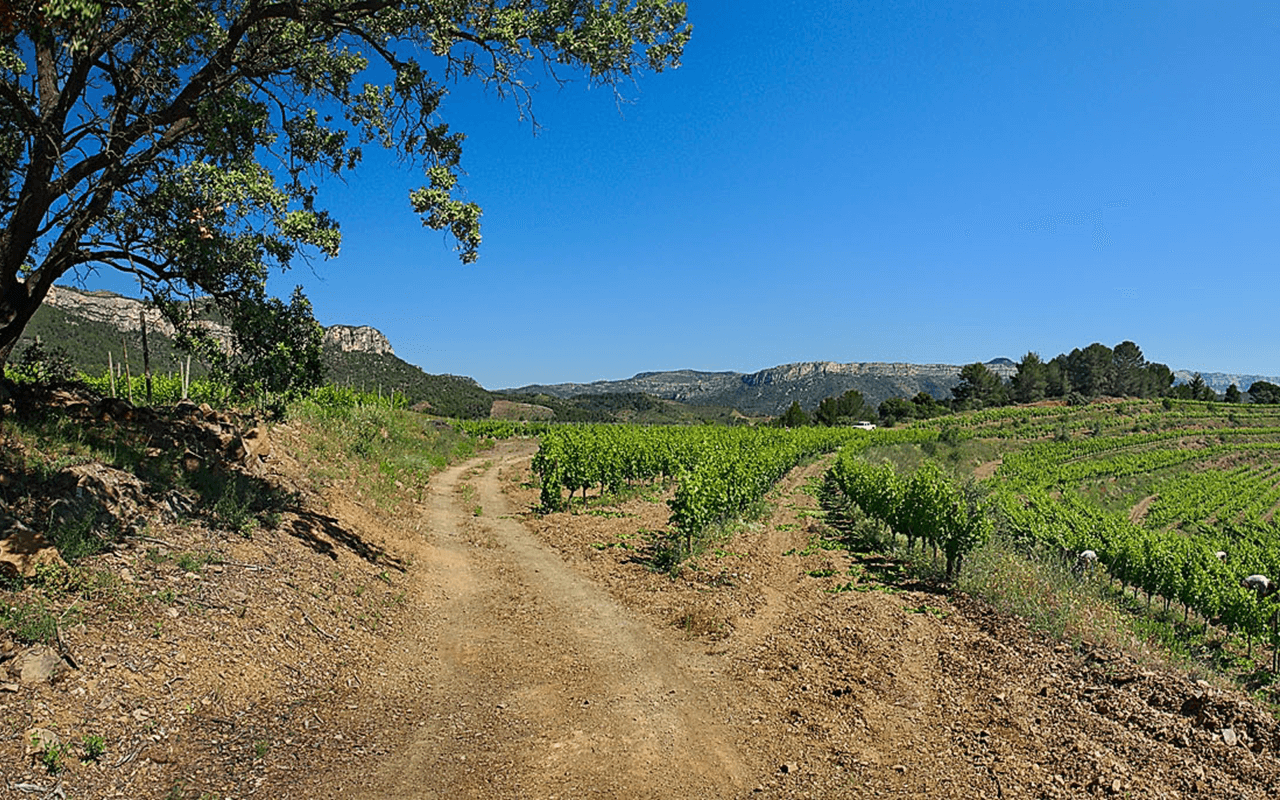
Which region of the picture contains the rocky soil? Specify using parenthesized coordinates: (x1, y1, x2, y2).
(2, 412, 1278, 798)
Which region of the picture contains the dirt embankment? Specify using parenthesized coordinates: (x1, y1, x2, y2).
(5, 433, 1279, 798)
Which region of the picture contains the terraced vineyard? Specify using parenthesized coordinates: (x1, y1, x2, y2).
(852, 399, 1280, 655)
(479, 397, 1280, 670)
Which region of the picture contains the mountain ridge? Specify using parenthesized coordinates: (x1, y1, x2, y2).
(28, 286, 1280, 416)
(506, 359, 1022, 416)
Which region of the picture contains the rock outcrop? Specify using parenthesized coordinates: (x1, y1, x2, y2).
(46, 285, 178, 336)
(44, 285, 395, 356)
(322, 325, 395, 356)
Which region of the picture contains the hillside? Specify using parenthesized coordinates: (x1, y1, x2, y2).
(29, 287, 1280, 419)
(21, 286, 492, 417)
(21, 287, 753, 423)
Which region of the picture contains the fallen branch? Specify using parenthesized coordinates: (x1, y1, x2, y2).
(301, 609, 337, 641)
(112, 745, 143, 768)
(216, 560, 273, 572)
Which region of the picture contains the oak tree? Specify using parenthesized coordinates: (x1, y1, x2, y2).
(0, 0, 690, 384)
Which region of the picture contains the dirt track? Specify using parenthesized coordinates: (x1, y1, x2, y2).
(305, 441, 752, 798)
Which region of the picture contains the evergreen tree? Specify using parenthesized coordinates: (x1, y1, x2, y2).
(777, 401, 811, 428)
(952, 362, 1009, 409)
(1248, 381, 1280, 405)
(1012, 351, 1048, 403)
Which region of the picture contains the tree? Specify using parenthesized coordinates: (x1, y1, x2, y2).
(1111, 340, 1146, 397)
(878, 396, 915, 425)
(777, 400, 810, 428)
(1011, 351, 1048, 404)
(910, 390, 948, 419)
(0, 1, 691, 378)
(814, 388, 868, 426)
(1248, 381, 1280, 405)
(1044, 356, 1069, 398)
(1170, 373, 1218, 402)
(1225, 384, 1242, 403)
(951, 362, 1008, 409)
(1065, 343, 1114, 398)
(814, 396, 840, 427)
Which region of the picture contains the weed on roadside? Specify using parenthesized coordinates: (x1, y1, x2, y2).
(81, 733, 106, 762)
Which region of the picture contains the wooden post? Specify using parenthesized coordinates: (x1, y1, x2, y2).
(1272, 608, 1278, 674)
(140, 309, 153, 405)
(122, 337, 133, 405)
(108, 352, 116, 397)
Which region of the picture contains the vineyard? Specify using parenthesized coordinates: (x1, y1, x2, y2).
(475, 396, 1280, 674)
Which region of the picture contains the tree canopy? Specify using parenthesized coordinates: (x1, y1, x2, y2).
(1248, 380, 1280, 405)
(951, 362, 1008, 409)
(0, 0, 691, 384)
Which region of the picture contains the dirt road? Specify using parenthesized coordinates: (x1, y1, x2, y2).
(300, 442, 755, 798)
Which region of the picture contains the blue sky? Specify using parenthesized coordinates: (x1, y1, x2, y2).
(89, 2, 1280, 389)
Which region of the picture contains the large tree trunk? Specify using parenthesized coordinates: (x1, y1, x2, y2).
(0, 278, 51, 375)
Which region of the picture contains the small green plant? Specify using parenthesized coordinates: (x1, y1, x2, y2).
(81, 733, 106, 762)
(176, 551, 214, 573)
(211, 482, 257, 537)
(48, 505, 110, 562)
(32, 734, 71, 775)
(13, 340, 76, 384)
(253, 738, 271, 759)
(905, 603, 949, 619)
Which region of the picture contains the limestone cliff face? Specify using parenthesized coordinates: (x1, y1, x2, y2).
(46, 286, 179, 337)
(45, 285, 395, 356)
(742, 360, 1018, 387)
(322, 325, 394, 356)
(510, 359, 1020, 416)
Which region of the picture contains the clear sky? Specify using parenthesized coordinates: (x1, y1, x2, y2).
(87, 1, 1280, 389)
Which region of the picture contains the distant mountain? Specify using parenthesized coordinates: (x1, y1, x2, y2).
(508, 359, 1021, 417)
(1172, 370, 1280, 394)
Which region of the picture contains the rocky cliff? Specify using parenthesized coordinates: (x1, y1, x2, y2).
(1171, 370, 1280, 394)
(322, 325, 394, 356)
(45, 286, 395, 356)
(46, 286, 179, 337)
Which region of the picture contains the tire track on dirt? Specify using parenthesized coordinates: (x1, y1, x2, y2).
(353, 442, 753, 798)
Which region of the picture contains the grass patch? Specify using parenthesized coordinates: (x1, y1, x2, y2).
(957, 537, 1136, 652)
(288, 399, 481, 514)
(0, 596, 59, 645)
